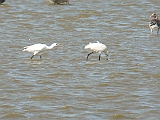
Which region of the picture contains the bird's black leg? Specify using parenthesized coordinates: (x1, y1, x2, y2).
(157, 28, 159, 34)
(87, 52, 94, 60)
(40, 55, 42, 59)
(31, 55, 34, 59)
(99, 54, 101, 61)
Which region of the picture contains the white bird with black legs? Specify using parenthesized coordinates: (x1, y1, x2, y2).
(84, 41, 108, 61)
(23, 43, 59, 59)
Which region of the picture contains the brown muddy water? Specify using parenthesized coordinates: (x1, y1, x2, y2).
(0, 0, 160, 119)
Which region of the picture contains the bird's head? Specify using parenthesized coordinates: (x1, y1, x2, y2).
(52, 43, 59, 47)
(150, 13, 158, 19)
(48, 43, 59, 49)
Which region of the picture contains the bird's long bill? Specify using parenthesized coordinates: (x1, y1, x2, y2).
(57, 44, 62, 46)
(57, 44, 63, 48)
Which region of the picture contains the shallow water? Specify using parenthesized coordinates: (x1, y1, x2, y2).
(0, 0, 160, 119)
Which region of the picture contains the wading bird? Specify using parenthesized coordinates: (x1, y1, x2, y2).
(84, 41, 108, 61)
(47, 0, 69, 5)
(23, 43, 58, 59)
(0, 0, 5, 4)
(149, 13, 160, 34)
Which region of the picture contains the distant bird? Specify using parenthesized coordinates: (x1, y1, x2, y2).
(84, 41, 108, 61)
(47, 0, 69, 5)
(23, 43, 59, 59)
(149, 13, 160, 34)
(0, 0, 5, 4)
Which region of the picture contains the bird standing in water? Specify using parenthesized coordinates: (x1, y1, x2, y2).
(149, 13, 160, 34)
(23, 43, 59, 59)
(84, 41, 108, 61)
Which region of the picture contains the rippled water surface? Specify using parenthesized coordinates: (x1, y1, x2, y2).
(0, 0, 160, 119)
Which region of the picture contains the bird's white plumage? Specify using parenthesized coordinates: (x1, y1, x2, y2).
(149, 23, 159, 29)
(85, 41, 107, 53)
(84, 41, 108, 60)
(23, 44, 46, 54)
(23, 43, 58, 59)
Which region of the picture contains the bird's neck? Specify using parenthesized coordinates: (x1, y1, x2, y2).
(46, 44, 55, 50)
(46, 46, 53, 50)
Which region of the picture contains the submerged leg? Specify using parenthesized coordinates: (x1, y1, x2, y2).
(31, 55, 34, 59)
(157, 28, 159, 34)
(99, 54, 101, 61)
(87, 52, 94, 60)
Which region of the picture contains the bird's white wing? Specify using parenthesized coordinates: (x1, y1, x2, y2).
(29, 44, 45, 50)
(85, 42, 107, 52)
(84, 43, 92, 50)
(23, 44, 46, 53)
(92, 43, 107, 52)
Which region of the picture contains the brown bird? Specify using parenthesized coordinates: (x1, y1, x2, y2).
(149, 13, 160, 34)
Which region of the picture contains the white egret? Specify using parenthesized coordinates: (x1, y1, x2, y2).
(84, 41, 108, 61)
(23, 43, 58, 59)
